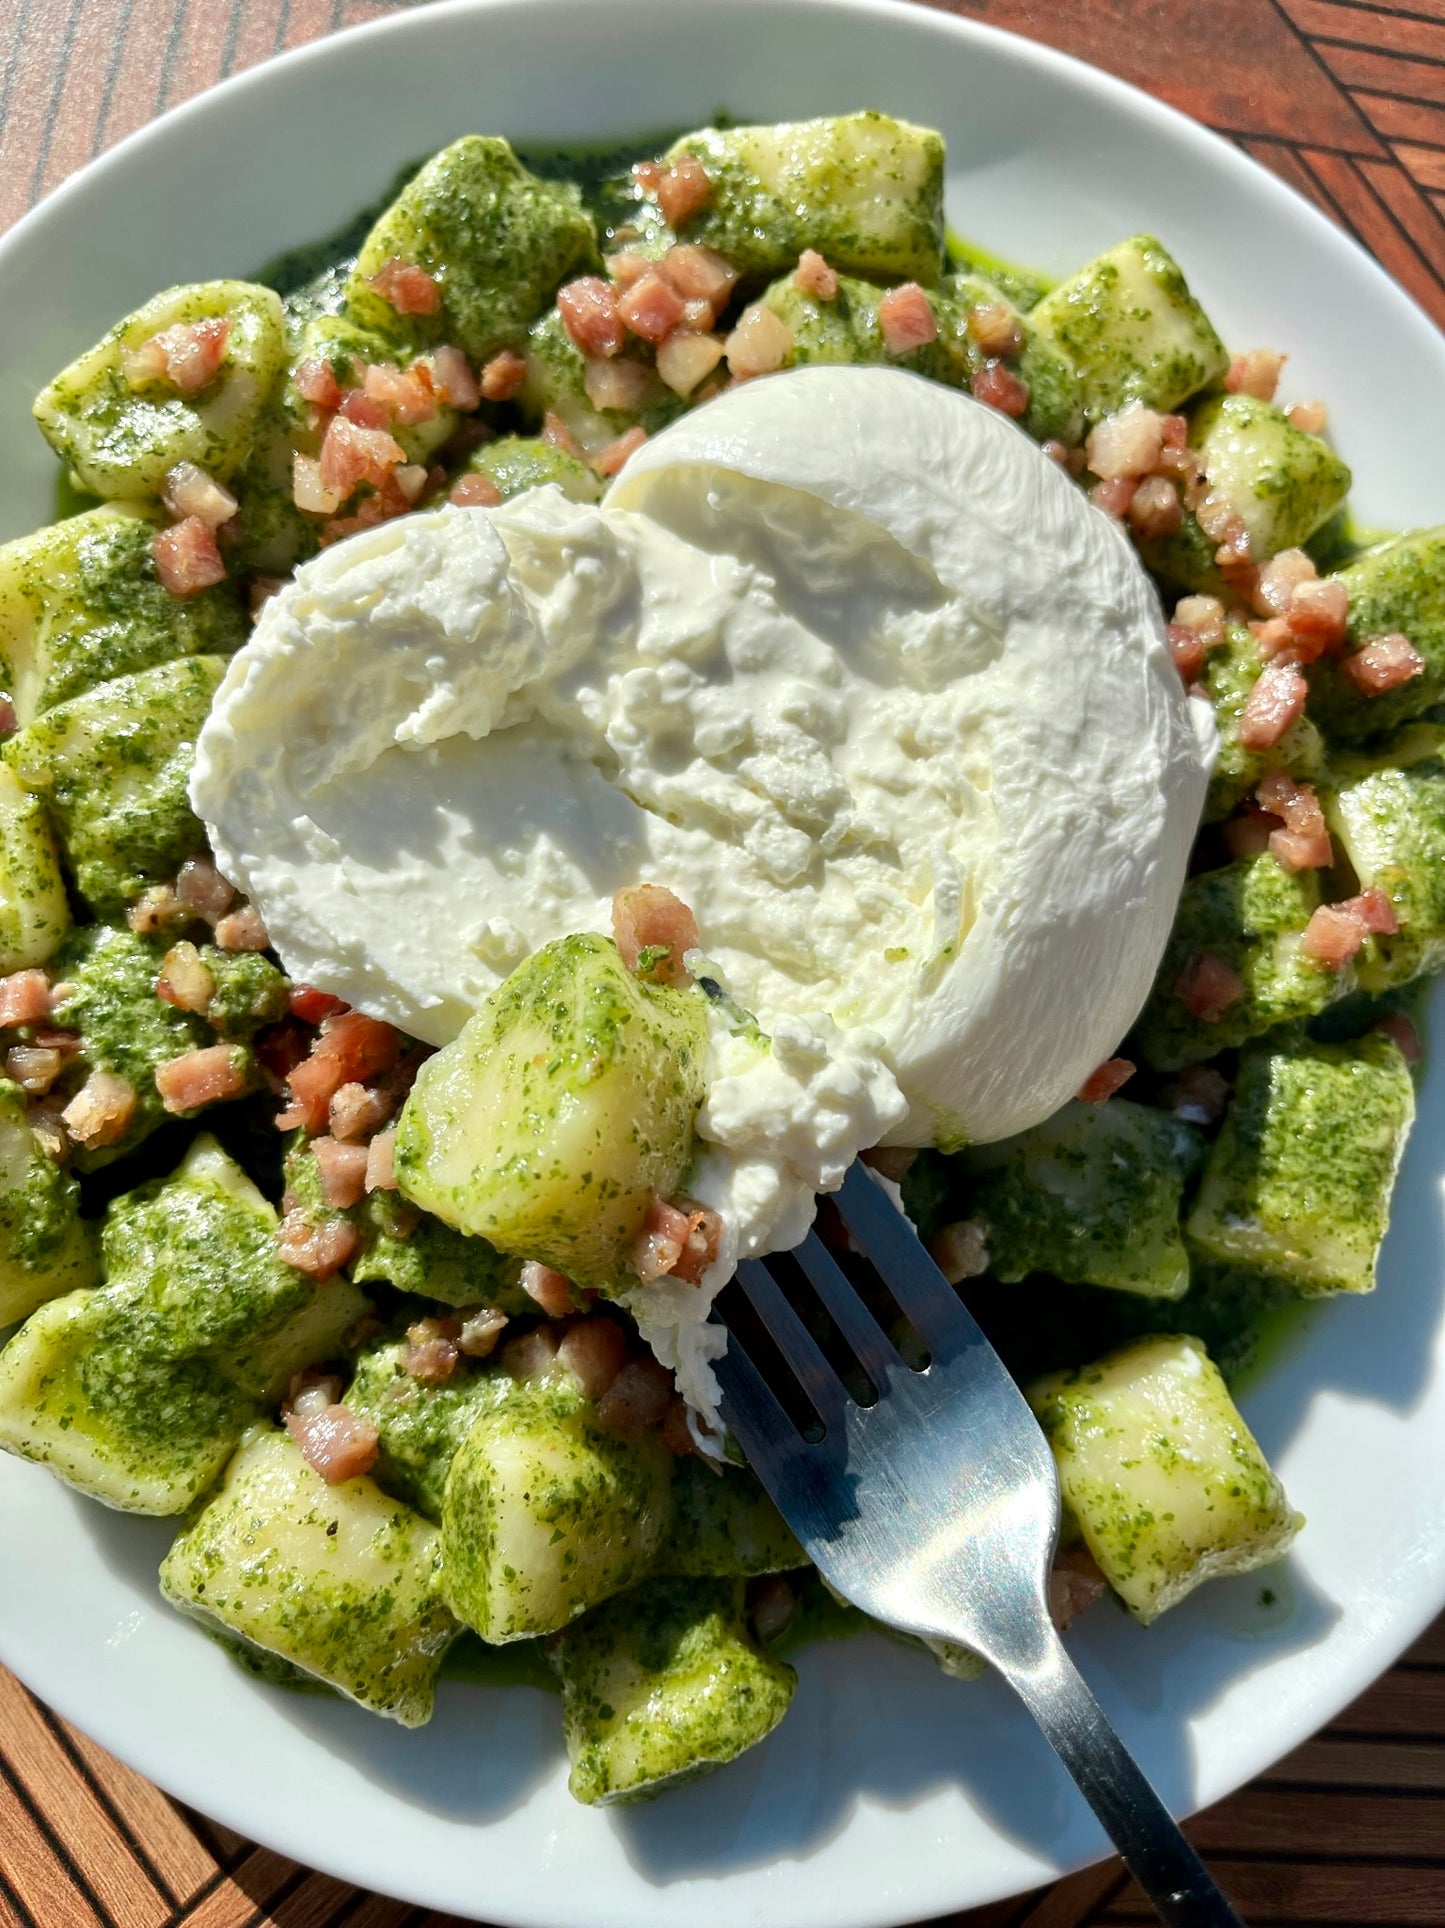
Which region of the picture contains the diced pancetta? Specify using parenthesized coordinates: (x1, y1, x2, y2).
(1224, 349, 1285, 401)
(294, 357, 343, 408)
(792, 248, 839, 301)
(364, 1128, 397, 1192)
(153, 518, 226, 597)
(328, 1080, 393, 1142)
(1076, 1058, 1135, 1104)
(1169, 1063, 1231, 1125)
(1300, 888, 1398, 969)
(1283, 577, 1349, 657)
(1237, 658, 1307, 752)
(285, 1403, 379, 1484)
(1343, 633, 1426, 695)
(480, 348, 527, 401)
(427, 343, 479, 410)
(519, 1260, 576, 1318)
(161, 462, 237, 530)
(724, 304, 792, 380)
(156, 1044, 248, 1114)
(558, 1317, 629, 1401)
(1086, 402, 1165, 480)
(5, 1045, 63, 1096)
(61, 1070, 136, 1149)
(176, 855, 235, 921)
(0, 970, 52, 1027)
(450, 472, 503, 508)
(655, 155, 712, 226)
(583, 356, 651, 414)
(1127, 475, 1182, 538)
(312, 1135, 371, 1209)
(502, 1324, 562, 1382)
(1255, 770, 1332, 872)
(277, 1208, 358, 1280)
(967, 300, 1024, 358)
(655, 329, 725, 397)
(155, 941, 215, 1015)
(1373, 1011, 1422, 1064)
(1174, 952, 1246, 1022)
(362, 359, 438, 425)
(611, 883, 699, 985)
(593, 426, 647, 477)
(618, 272, 686, 345)
(558, 277, 625, 358)
(595, 1356, 673, 1438)
(458, 1306, 508, 1357)
(318, 415, 406, 497)
(403, 1315, 460, 1384)
(123, 317, 230, 395)
(1252, 548, 1316, 618)
(368, 257, 441, 316)
(877, 283, 937, 355)
(213, 904, 270, 952)
(662, 244, 738, 317)
(970, 359, 1030, 416)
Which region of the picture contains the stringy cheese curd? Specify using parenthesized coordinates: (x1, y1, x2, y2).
(193, 366, 1214, 1423)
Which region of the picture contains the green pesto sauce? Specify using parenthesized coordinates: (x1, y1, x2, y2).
(441, 1630, 558, 1692)
(946, 228, 1052, 310)
(774, 1572, 870, 1656)
(513, 132, 684, 254)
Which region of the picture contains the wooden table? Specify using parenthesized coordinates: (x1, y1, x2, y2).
(2, 1, 1444, 1922)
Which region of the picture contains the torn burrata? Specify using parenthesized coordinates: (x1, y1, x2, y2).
(193, 366, 1214, 1423)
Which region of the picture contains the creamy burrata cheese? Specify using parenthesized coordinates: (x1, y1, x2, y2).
(193, 366, 1213, 1414)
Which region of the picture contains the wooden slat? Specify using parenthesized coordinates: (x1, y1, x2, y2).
(1300, 145, 1445, 317)
(1286, 0, 1445, 61)
(56, 1721, 219, 1907)
(1403, 1613, 1445, 1667)
(0, 1766, 106, 1928)
(1314, 40, 1445, 106)
(1102, 1860, 1445, 1923)
(929, 1899, 1034, 1928)
(1189, 1787, 1445, 1859)
(1268, 1736, 1445, 1790)
(1392, 139, 1445, 185)
(1354, 85, 1445, 143)
(262, 1870, 364, 1928)
(181, 1847, 300, 1928)
(0, 1676, 169, 1928)
(333, 1895, 416, 1928)
(1014, 1862, 1129, 1928)
(1334, 1664, 1445, 1736)
(1239, 135, 1344, 219)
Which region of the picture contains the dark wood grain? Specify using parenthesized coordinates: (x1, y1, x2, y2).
(1, 2, 1444, 1923)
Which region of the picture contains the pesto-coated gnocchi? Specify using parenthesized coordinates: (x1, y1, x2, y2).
(34, 282, 288, 499)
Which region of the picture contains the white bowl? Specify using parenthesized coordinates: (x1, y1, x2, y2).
(2, 2, 1444, 1922)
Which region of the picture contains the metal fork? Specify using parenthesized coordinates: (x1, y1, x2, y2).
(713, 1161, 1244, 1928)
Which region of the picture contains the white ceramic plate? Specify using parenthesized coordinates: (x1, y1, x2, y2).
(3, 2, 1444, 1922)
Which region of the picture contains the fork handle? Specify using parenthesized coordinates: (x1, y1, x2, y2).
(1004, 1635, 1244, 1928)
